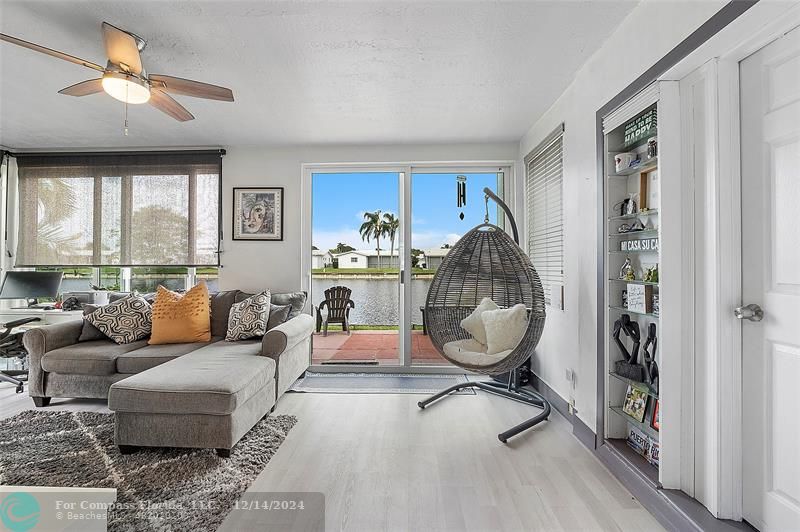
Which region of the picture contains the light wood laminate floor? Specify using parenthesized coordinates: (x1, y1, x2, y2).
(0, 383, 663, 531)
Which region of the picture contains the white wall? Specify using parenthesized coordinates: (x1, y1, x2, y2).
(219, 143, 517, 292)
(517, 0, 727, 431)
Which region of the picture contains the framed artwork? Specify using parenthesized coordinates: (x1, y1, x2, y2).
(622, 385, 648, 423)
(651, 400, 660, 431)
(232, 187, 283, 241)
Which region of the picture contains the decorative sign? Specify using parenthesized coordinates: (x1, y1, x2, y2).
(627, 425, 651, 457)
(620, 238, 659, 252)
(623, 108, 657, 148)
(627, 284, 653, 314)
(647, 435, 660, 466)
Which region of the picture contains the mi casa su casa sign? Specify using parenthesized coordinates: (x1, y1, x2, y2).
(620, 237, 659, 252)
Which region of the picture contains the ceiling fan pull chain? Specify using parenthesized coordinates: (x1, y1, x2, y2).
(123, 84, 129, 136)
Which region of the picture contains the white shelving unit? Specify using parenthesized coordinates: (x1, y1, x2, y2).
(603, 101, 661, 482)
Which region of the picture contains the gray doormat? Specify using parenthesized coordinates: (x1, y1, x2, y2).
(290, 372, 476, 394)
(0, 410, 296, 531)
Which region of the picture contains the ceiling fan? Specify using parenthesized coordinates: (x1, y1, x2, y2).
(0, 22, 234, 122)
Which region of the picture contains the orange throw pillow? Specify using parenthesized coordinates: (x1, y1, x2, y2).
(148, 283, 211, 344)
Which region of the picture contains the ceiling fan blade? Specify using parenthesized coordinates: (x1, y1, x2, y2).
(58, 78, 105, 96)
(101, 22, 143, 74)
(149, 74, 234, 102)
(0, 33, 105, 72)
(149, 89, 194, 121)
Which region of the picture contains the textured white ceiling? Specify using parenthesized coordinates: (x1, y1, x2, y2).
(0, 0, 637, 149)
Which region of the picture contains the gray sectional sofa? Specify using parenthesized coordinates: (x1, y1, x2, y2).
(22, 290, 313, 457)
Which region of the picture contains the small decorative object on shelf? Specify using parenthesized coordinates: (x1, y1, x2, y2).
(624, 192, 639, 215)
(615, 152, 636, 172)
(619, 258, 635, 280)
(622, 385, 648, 422)
(651, 400, 660, 431)
(647, 137, 658, 159)
(652, 294, 660, 316)
(643, 264, 659, 283)
(627, 284, 653, 314)
(642, 322, 659, 393)
(617, 219, 648, 233)
(613, 314, 643, 380)
(621, 290, 628, 309)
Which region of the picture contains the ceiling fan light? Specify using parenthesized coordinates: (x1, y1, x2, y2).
(102, 72, 150, 104)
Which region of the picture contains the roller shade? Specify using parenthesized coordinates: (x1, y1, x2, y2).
(525, 125, 564, 309)
(14, 150, 223, 267)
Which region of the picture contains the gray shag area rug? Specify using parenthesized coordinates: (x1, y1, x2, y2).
(290, 372, 476, 394)
(0, 410, 296, 531)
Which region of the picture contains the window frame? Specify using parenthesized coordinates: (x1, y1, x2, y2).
(14, 151, 223, 268)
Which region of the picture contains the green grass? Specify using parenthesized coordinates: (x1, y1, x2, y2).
(312, 268, 432, 275)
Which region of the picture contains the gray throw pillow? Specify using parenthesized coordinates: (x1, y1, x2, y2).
(226, 290, 271, 341)
(239, 291, 307, 319)
(85, 296, 152, 344)
(77, 304, 109, 342)
(266, 304, 292, 332)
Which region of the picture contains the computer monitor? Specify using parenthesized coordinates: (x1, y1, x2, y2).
(0, 271, 63, 305)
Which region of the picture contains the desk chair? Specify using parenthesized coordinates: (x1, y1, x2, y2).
(0, 317, 40, 393)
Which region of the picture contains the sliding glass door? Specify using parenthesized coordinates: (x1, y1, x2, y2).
(408, 168, 505, 366)
(308, 165, 508, 370)
(310, 171, 402, 366)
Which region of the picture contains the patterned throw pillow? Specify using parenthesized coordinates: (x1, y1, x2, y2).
(149, 283, 211, 345)
(85, 296, 152, 345)
(226, 290, 271, 341)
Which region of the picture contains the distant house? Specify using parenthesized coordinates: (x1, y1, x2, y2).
(421, 248, 450, 270)
(311, 249, 333, 269)
(335, 249, 399, 269)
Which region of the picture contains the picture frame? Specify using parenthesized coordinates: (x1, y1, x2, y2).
(232, 187, 284, 241)
(622, 385, 648, 423)
(651, 400, 660, 431)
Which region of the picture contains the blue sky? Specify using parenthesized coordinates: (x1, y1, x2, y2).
(312, 172, 501, 251)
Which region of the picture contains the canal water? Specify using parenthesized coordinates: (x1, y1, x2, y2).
(311, 277, 431, 326)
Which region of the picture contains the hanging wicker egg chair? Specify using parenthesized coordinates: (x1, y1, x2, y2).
(418, 189, 551, 442)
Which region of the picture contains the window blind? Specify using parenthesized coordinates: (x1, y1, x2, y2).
(525, 125, 564, 309)
(14, 151, 222, 267)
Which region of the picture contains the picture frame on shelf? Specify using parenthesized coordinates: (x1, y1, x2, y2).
(627, 284, 653, 314)
(232, 187, 284, 241)
(651, 400, 660, 431)
(622, 385, 648, 423)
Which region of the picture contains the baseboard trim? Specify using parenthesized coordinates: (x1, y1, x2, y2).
(528, 373, 752, 532)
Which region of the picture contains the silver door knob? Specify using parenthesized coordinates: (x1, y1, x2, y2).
(734, 304, 763, 322)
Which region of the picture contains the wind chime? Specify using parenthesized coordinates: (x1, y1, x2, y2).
(456, 175, 466, 219)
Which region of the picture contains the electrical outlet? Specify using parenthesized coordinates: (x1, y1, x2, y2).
(565, 368, 574, 384)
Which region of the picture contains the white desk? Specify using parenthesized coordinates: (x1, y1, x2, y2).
(0, 308, 83, 328)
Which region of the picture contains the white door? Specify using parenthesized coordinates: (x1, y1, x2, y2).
(740, 24, 800, 532)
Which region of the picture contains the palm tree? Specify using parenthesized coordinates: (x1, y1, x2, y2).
(359, 210, 385, 268)
(383, 213, 399, 269)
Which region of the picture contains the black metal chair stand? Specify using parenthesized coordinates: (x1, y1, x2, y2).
(418, 366, 550, 443)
